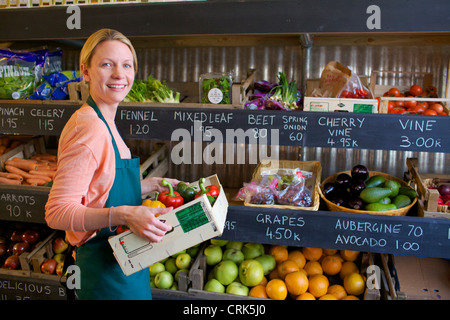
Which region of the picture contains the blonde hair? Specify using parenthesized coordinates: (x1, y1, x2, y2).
(79, 28, 137, 73)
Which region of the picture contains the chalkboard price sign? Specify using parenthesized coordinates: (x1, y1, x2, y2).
(220, 205, 450, 259)
(1, 102, 448, 152)
(0, 185, 49, 224)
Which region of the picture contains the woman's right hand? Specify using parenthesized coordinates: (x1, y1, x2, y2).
(119, 205, 173, 242)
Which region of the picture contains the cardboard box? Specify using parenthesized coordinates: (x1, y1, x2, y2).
(303, 97, 378, 113)
(304, 78, 378, 113)
(108, 174, 229, 276)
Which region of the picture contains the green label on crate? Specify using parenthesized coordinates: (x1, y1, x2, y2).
(353, 104, 374, 113)
(175, 201, 210, 233)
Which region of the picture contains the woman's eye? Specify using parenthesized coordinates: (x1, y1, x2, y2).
(102, 62, 111, 67)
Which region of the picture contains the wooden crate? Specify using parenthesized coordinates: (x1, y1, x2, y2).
(68, 69, 256, 108)
(188, 245, 381, 300)
(406, 158, 450, 219)
(0, 135, 42, 171)
(369, 70, 450, 114)
(139, 143, 168, 179)
(243, 160, 322, 211)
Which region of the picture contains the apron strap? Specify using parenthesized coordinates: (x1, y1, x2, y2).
(86, 95, 121, 161)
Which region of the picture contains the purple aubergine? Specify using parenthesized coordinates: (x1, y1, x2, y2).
(350, 179, 366, 196)
(351, 164, 369, 181)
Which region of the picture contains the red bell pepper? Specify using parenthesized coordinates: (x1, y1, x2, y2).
(195, 178, 219, 204)
(158, 180, 184, 209)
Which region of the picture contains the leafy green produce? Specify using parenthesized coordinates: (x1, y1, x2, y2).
(125, 75, 180, 103)
(0, 49, 42, 100)
(200, 73, 232, 104)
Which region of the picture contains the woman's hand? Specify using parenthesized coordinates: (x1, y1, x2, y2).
(141, 176, 183, 195)
(118, 205, 173, 242)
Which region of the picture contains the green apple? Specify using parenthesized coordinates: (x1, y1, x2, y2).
(149, 262, 165, 277)
(187, 244, 200, 257)
(204, 244, 222, 266)
(226, 241, 244, 251)
(154, 271, 173, 289)
(222, 248, 244, 265)
(211, 239, 229, 246)
(150, 277, 156, 288)
(214, 260, 238, 285)
(164, 257, 178, 274)
(226, 281, 249, 296)
(175, 253, 192, 269)
(175, 269, 188, 282)
(170, 283, 178, 290)
(204, 278, 225, 293)
(239, 259, 264, 287)
(171, 250, 186, 258)
(255, 254, 276, 275)
(242, 242, 264, 259)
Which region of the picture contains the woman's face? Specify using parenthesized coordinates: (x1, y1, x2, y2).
(82, 40, 135, 108)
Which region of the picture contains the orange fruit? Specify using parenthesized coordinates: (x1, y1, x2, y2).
(308, 274, 329, 298)
(259, 276, 268, 286)
(266, 279, 287, 300)
(321, 255, 342, 276)
(303, 260, 323, 276)
(249, 285, 268, 298)
(296, 292, 316, 300)
(323, 248, 338, 256)
(284, 271, 309, 296)
(269, 268, 280, 280)
(339, 261, 359, 280)
(277, 260, 299, 280)
(342, 295, 360, 300)
(302, 247, 323, 261)
(287, 250, 306, 269)
(327, 284, 347, 300)
(298, 268, 308, 276)
(343, 272, 366, 296)
(319, 294, 338, 300)
(340, 250, 360, 262)
(269, 245, 289, 264)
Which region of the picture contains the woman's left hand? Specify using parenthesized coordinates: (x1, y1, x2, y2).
(141, 176, 183, 195)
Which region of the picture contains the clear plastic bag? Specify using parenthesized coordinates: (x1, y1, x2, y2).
(337, 69, 373, 99)
(235, 168, 314, 207)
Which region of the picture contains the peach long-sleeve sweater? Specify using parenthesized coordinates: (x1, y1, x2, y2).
(45, 104, 131, 246)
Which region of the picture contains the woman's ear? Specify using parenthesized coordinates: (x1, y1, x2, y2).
(80, 64, 90, 82)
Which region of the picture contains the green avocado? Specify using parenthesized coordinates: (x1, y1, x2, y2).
(360, 187, 393, 203)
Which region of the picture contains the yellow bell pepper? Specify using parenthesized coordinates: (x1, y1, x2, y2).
(142, 197, 166, 208)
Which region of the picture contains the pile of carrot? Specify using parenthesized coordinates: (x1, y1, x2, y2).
(0, 137, 23, 156)
(0, 154, 57, 186)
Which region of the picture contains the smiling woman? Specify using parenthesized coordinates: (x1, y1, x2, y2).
(45, 29, 180, 300)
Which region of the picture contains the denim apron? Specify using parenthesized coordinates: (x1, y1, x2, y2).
(75, 96, 151, 300)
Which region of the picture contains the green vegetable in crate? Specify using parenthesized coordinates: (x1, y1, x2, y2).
(195, 178, 219, 205)
(176, 181, 197, 203)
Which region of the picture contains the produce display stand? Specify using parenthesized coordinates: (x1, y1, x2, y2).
(1, 0, 450, 300)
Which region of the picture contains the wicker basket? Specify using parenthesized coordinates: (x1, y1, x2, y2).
(319, 171, 417, 216)
(244, 160, 322, 211)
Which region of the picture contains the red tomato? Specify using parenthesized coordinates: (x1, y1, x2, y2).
(387, 102, 395, 112)
(394, 100, 405, 108)
(409, 84, 423, 96)
(429, 103, 444, 114)
(416, 101, 429, 109)
(387, 88, 401, 97)
(423, 109, 438, 116)
(425, 85, 437, 97)
(411, 105, 425, 114)
(404, 99, 417, 109)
